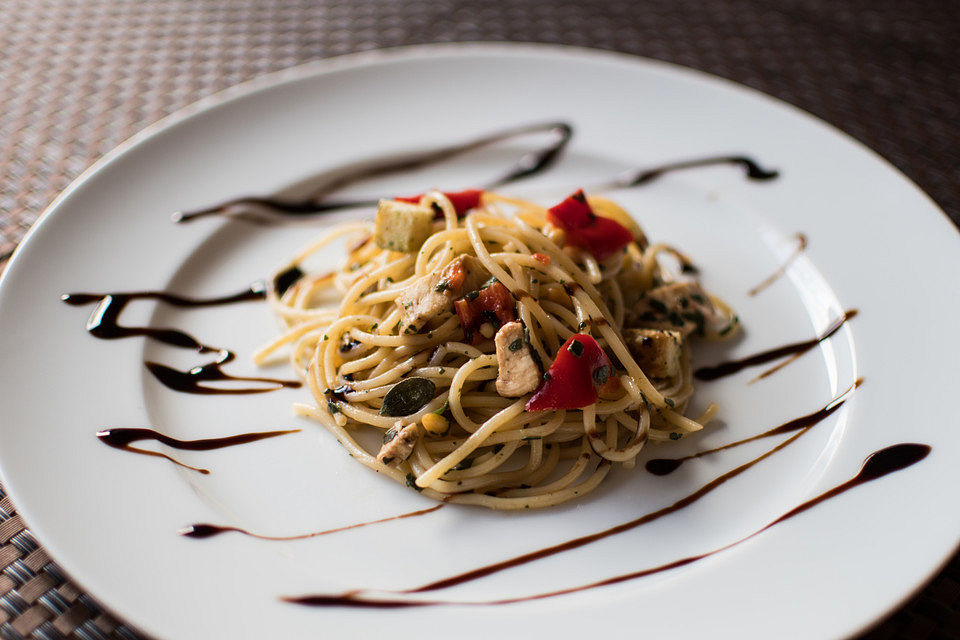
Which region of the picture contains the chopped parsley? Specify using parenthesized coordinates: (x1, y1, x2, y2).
(648, 298, 669, 314)
(593, 365, 610, 385)
(405, 473, 423, 492)
(567, 339, 584, 357)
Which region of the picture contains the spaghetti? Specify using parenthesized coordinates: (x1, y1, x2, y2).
(256, 189, 739, 509)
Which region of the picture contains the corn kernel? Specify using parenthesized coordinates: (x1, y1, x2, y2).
(421, 412, 449, 436)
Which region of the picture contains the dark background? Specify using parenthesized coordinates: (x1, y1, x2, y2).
(0, 1, 957, 638)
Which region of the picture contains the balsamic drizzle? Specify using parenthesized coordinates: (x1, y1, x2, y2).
(645, 378, 862, 476)
(172, 121, 779, 224)
(283, 443, 928, 609)
(308, 383, 859, 598)
(172, 121, 574, 223)
(693, 309, 858, 382)
(62, 285, 301, 395)
(598, 155, 779, 191)
(748, 232, 808, 297)
(145, 349, 301, 395)
(180, 504, 445, 540)
(96, 427, 299, 474)
(61, 285, 265, 351)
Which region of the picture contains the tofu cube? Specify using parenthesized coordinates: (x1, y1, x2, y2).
(374, 199, 435, 253)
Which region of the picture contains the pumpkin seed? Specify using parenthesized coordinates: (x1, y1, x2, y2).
(379, 377, 436, 417)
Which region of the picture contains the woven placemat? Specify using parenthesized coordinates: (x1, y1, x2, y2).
(0, 1, 957, 638)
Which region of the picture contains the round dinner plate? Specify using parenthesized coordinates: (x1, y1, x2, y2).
(0, 44, 958, 640)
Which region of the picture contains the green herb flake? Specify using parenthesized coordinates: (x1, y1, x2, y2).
(593, 365, 611, 385)
(465, 290, 480, 301)
(451, 458, 474, 471)
(664, 397, 676, 408)
(370, 323, 378, 331)
(648, 298, 669, 314)
(508, 338, 523, 352)
(326, 401, 341, 414)
(669, 432, 683, 441)
(406, 473, 424, 492)
(567, 339, 584, 357)
(435, 281, 450, 293)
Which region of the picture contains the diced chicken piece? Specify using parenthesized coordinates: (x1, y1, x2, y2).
(627, 282, 734, 337)
(494, 322, 541, 397)
(374, 200, 435, 252)
(395, 255, 488, 332)
(376, 420, 420, 466)
(624, 328, 684, 379)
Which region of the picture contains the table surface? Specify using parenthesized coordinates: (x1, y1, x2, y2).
(0, 1, 957, 638)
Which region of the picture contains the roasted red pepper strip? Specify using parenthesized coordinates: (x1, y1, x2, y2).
(525, 334, 614, 411)
(546, 190, 634, 261)
(454, 281, 516, 344)
(395, 189, 482, 217)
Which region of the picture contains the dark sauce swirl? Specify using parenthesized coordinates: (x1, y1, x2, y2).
(145, 349, 300, 395)
(62, 285, 301, 395)
(181, 504, 444, 540)
(646, 378, 862, 476)
(309, 383, 858, 599)
(173, 121, 574, 223)
(694, 309, 858, 382)
(282, 443, 928, 609)
(599, 155, 778, 190)
(96, 427, 299, 474)
(61, 285, 265, 351)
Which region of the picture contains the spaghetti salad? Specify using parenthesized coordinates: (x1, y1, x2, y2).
(257, 189, 738, 509)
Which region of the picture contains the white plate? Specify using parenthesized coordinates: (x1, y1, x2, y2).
(1, 44, 958, 640)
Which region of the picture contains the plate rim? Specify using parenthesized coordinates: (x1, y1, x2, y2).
(1, 41, 958, 639)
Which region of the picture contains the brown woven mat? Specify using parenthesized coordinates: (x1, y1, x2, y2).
(0, 1, 957, 638)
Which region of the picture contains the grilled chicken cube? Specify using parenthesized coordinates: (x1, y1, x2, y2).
(374, 199, 435, 253)
(624, 328, 683, 379)
(494, 322, 541, 397)
(395, 255, 488, 332)
(627, 281, 734, 337)
(376, 421, 420, 466)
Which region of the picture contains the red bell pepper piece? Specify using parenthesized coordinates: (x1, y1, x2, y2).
(395, 189, 482, 217)
(454, 281, 516, 344)
(546, 190, 634, 261)
(525, 334, 615, 411)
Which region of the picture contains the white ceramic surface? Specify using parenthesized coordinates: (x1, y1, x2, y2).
(0, 44, 958, 640)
